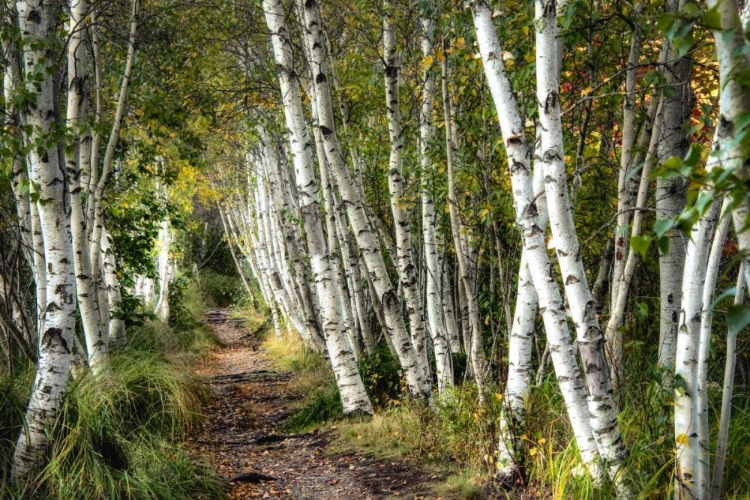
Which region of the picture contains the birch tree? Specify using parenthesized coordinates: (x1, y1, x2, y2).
(263, 0, 373, 414)
(12, 0, 78, 479)
(299, 0, 431, 399)
(382, 0, 435, 388)
(534, 0, 629, 485)
(471, 0, 603, 479)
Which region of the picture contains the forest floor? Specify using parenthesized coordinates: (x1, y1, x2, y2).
(191, 308, 451, 500)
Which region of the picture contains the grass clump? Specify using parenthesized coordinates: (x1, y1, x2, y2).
(262, 332, 344, 431)
(0, 274, 226, 500)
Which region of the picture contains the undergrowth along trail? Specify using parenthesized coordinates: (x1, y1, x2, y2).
(192, 308, 444, 500)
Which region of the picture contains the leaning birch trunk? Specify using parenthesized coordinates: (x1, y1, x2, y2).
(263, 0, 372, 414)
(656, 0, 692, 374)
(673, 146, 721, 498)
(708, 0, 750, 313)
(261, 131, 325, 349)
(496, 130, 547, 478)
(100, 228, 125, 344)
(155, 208, 171, 322)
(610, 3, 643, 317)
(302, 94, 362, 360)
(441, 43, 482, 396)
(335, 201, 375, 354)
(66, 0, 107, 367)
(382, 0, 433, 386)
(13, 0, 77, 480)
(442, 261, 461, 354)
(316, 140, 363, 362)
(2, 7, 42, 344)
(695, 199, 731, 499)
(87, 0, 139, 346)
(417, 13, 445, 384)
(711, 264, 746, 500)
(534, 0, 629, 487)
(471, 0, 602, 479)
(299, 0, 431, 399)
(218, 209, 254, 297)
(605, 97, 664, 383)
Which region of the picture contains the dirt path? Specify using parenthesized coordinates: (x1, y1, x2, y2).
(192, 309, 444, 500)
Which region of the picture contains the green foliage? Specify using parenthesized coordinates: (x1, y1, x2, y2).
(0, 276, 226, 499)
(194, 270, 247, 309)
(358, 345, 404, 406)
(283, 380, 343, 432)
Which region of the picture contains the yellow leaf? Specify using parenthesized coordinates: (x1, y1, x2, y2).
(529, 447, 538, 456)
(537, 438, 546, 446)
(424, 55, 434, 67)
(581, 86, 593, 97)
(676, 434, 689, 446)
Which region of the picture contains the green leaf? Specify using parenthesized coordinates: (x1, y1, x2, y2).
(711, 287, 737, 309)
(657, 235, 670, 255)
(728, 304, 750, 337)
(630, 235, 652, 258)
(654, 218, 675, 237)
(636, 302, 649, 320)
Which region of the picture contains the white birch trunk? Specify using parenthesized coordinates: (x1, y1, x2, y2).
(711, 264, 746, 500)
(13, 0, 77, 479)
(673, 196, 718, 499)
(497, 144, 547, 478)
(261, 130, 324, 348)
(86, 0, 138, 349)
(155, 206, 171, 323)
(383, 0, 431, 385)
(442, 261, 461, 354)
(471, 1, 602, 479)
(417, 14, 443, 383)
(610, 5, 643, 314)
(66, 0, 107, 365)
(100, 228, 125, 344)
(656, 1, 692, 374)
(605, 97, 664, 382)
(336, 206, 375, 354)
(534, 0, 629, 487)
(263, 1, 372, 414)
(695, 199, 731, 499)
(299, 0, 431, 399)
(708, 0, 750, 324)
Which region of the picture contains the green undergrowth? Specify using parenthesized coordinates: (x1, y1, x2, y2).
(0, 274, 228, 499)
(263, 331, 750, 499)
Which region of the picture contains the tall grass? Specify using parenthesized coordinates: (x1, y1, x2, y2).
(272, 331, 750, 499)
(0, 273, 228, 499)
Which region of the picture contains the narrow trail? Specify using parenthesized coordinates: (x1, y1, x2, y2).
(191, 308, 443, 500)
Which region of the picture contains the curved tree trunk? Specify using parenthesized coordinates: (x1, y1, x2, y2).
(299, 0, 431, 400)
(13, 0, 77, 479)
(534, 0, 629, 488)
(471, 1, 602, 480)
(263, 0, 372, 415)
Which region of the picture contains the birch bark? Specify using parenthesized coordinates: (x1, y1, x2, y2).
(673, 194, 718, 499)
(299, 0, 431, 399)
(534, 0, 629, 485)
(383, 0, 431, 385)
(711, 265, 746, 500)
(471, 1, 602, 478)
(13, 0, 77, 479)
(656, 0, 692, 373)
(65, 0, 108, 365)
(263, 0, 372, 414)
